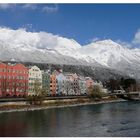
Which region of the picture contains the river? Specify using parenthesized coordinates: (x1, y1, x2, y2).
(0, 101, 140, 137)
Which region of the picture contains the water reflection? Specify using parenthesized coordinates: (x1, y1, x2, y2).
(0, 101, 140, 136)
(0, 112, 28, 136)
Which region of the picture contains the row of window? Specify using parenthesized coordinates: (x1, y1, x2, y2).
(0, 68, 28, 74)
(32, 69, 39, 72)
(0, 88, 27, 92)
(0, 75, 28, 80)
(29, 78, 42, 81)
(0, 82, 27, 86)
(29, 73, 41, 77)
(5, 89, 26, 92)
(28, 83, 42, 86)
(50, 85, 57, 88)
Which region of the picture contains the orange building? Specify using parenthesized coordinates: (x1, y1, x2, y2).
(50, 74, 57, 96)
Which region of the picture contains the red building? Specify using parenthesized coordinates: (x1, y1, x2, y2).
(0, 63, 29, 97)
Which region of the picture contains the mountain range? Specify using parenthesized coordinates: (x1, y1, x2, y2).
(0, 27, 140, 80)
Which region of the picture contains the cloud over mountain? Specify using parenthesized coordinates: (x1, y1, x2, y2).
(132, 29, 140, 46)
(1, 27, 140, 79)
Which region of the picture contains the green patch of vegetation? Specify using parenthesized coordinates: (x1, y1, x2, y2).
(88, 85, 105, 100)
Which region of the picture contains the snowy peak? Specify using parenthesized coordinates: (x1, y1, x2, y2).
(85, 39, 123, 50)
(94, 39, 120, 46)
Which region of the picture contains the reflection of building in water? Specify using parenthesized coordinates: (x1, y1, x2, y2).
(0, 120, 27, 136)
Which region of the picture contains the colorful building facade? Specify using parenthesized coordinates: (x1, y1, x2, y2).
(0, 63, 28, 97)
(50, 74, 57, 96)
(85, 77, 94, 94)
(42, 70, 50, 96)
(28, 66, 42, 95)
(78, 77, 87, 95)
(0, 63, 96, 97)
(56, 72, 66, 95)
(85, 77, 94, 88)
(65, 73, 80, 95)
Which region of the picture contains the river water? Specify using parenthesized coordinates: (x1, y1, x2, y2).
(0, 101, 140, 137)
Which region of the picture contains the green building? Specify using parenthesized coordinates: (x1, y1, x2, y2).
(42, 70, 50, 96)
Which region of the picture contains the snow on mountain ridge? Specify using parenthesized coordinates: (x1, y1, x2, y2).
(80, 39, 140, 67)
(1, 27, 140, 78)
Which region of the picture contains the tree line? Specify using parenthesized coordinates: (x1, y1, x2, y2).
(104, 78, 140, 92)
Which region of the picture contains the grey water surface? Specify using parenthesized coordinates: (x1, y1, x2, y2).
(0, 101, 140, 137)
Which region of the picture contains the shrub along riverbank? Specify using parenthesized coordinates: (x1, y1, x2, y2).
(0, 95, 125, 113)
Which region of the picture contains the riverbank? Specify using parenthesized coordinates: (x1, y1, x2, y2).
(0, 97, 126, 114)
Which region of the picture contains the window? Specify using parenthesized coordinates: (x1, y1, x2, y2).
(3, 69, 6, 72)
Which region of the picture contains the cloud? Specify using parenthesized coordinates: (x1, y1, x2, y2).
(0, 4, 59, 13)
(0, 27, 56, 49)
(89, 37, 100, 43)
(0, 27, 81, 52)
(116, 39, 132, 48)
(21, 24, 34, 31)
(42, 4, 58, 13)
(0, 4, 16, 10)
(22, 4, 37, 10)
(132, 29, 140, 45)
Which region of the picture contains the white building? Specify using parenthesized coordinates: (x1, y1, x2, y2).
(28, 66, 42, 95)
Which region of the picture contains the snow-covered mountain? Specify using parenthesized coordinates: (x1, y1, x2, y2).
(81, 40, 140, 78)
(1, 27, 140, 79)
(80, 39, 140, 66)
